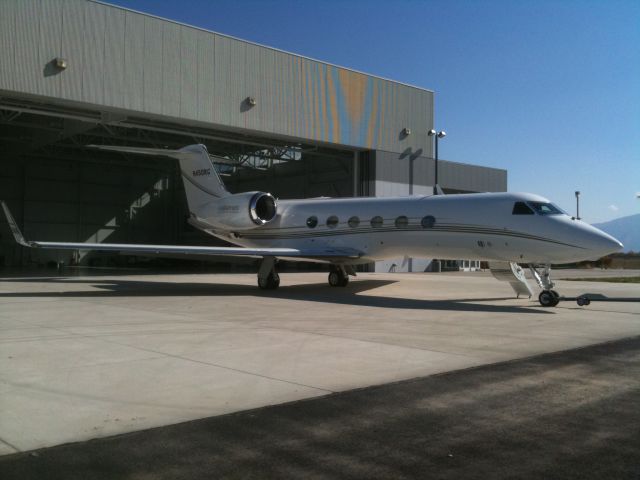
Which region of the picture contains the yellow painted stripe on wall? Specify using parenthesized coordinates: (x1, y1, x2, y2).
(367, 80, 379, 147)
(327, 66, 339, 143)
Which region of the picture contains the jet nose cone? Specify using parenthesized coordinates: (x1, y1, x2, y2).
(593, 228, 624, 255)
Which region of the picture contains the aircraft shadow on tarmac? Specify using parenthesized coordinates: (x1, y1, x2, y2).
(0, 277, 551, 314)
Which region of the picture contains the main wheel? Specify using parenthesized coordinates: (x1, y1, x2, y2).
(258, 272, 280, 290)
(539, 290, 558, 307)
(328, 271, 342, 287)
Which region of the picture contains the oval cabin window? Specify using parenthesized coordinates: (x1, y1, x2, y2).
(348, 216, 360, 228)
(326, 216, 339, 228)
(370, 216, 383, 228)
(395, 216, 409, 228)
(306, 216, 318, 228)
(421, 215, 436, 228)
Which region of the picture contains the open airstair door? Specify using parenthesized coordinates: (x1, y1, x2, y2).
(489, 261, 534, 298)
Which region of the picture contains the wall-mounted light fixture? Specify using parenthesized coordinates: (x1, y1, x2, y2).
(54, 57, 68, 70)
(246, 97, 257, 107)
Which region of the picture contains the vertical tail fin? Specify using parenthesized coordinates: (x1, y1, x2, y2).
(175, 144, 229, 214)
(88, 143, 229, 216)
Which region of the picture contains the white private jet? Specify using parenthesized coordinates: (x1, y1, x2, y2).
(1, 144, 623, 307)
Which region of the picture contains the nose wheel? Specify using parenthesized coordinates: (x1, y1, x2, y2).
(538, 289, 560, 307)
(530, 265, 562, 307)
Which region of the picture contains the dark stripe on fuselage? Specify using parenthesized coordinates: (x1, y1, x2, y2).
(236, 224, 585, 250)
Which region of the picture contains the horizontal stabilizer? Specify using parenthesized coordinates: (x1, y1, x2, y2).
(88, 144, 230, 212)
(87, 145, 184, 157)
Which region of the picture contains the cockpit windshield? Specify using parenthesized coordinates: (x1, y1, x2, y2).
(512, 201, 566, 216)
(527, 202, 565, 215)
(512, 202, 534, 215)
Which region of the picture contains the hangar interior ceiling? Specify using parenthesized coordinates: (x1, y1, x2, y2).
(0, 99, 359, 267)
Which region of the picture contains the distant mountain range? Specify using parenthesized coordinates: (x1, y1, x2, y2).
(593, 213, 640, 253)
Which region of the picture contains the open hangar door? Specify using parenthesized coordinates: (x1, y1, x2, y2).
(0, 102, 361, 269)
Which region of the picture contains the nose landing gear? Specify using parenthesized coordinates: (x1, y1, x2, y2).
(530, 264, 561, 307)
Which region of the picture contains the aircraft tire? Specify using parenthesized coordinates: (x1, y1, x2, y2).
(258, 272, 280, 290)
(538, 290, 558, 307)
(328, 271, 341, 287)
(577, 296, 590, 306)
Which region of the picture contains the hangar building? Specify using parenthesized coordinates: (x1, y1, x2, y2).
(0, 0, 506, 272)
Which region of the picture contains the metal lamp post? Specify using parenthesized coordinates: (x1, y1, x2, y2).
(575, 191, 581, 220)
(428, 129, 446, 195)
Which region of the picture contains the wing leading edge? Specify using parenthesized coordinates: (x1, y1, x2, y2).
(1, 201, 362, 262)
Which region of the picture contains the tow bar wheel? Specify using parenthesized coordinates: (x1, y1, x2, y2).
(576, 296, 591, 306)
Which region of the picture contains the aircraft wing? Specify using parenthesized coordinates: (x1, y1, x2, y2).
(1, 201, 362, 262)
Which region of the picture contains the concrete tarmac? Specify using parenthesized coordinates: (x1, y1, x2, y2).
(1, 335, 639, 479)
(0, 270, 639, 455)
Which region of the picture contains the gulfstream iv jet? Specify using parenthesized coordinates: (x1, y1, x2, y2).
(1, 144, 623, 307)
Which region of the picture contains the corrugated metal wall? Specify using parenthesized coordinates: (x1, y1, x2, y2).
(374, 150, 507, 196)
(0, 0, 433, 154)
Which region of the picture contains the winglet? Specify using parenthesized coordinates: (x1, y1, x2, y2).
(1, 201, 33, 247)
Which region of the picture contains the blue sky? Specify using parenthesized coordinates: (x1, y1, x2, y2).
(108, 0, 639, 223)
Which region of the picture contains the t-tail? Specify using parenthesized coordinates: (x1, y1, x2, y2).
(88, 144, 277, 232)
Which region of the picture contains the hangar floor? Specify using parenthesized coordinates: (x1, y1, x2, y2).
(0, 270, 639, 455)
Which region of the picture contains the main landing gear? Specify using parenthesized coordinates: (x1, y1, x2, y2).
(328, 266, 350, 287)
(257, 259, 354, 290)
(257, 256, 280, 290)
(529, 264, 560, 307)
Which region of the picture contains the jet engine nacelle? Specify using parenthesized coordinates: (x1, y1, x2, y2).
(209, 191, 277, 230)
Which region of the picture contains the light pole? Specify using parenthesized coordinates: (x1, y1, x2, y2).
(575, 191, 581, 220)
(428, 129, 446, 195)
